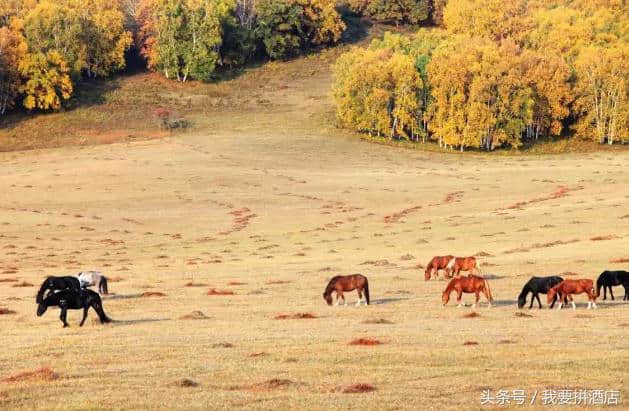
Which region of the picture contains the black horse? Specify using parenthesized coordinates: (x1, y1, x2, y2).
(37, 289, 111, 327)
(36, 276, 82, 304)
(518, 276, 564, 309)
(596, 270, 629, 300)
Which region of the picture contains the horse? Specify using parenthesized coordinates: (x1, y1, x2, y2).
(424, 255, 454, 280)
(596, 270, 629, 301)
(323, 274, 370, 306)
(442, 274, 493, 308)
(78, 271, 109, 295)
(517, 276, 564, 309)
(36, 276, 82, 304)
(547, 279, 597, 310)
(447, 256, 480, 277)
(37, 289, 111, 328)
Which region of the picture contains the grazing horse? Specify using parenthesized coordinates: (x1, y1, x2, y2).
(323, 274, 370, 306)
(36, 276, 82, 304)
(547, 279, 597, 310)
(596, 270, 629, 301)
(37, 289, 111, 328)
(424, 255, 454, 280)
(447, 256, 479, 277)
(518, 276, 564, 309)
(442, 274, 493, 308)
(78, 271, 109, 295)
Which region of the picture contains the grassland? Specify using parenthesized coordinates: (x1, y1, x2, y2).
(1, 28, 629, 410)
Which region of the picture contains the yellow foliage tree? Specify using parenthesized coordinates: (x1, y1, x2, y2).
(18, 50, 73, 110)
(0, 23, 26, 114)
(574, 45, 628, 144)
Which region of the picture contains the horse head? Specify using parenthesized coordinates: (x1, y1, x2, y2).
(424, 267, 431, 281)
(442, 290, 450, 305)
(37, 303, 47, 316)
(517, 294, 526, 309)
(323, 291, 333, 305)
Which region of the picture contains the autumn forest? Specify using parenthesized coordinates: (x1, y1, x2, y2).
(0, 0, 627, 151)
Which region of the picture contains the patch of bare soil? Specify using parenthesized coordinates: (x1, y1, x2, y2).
(2, 367, 59, 383)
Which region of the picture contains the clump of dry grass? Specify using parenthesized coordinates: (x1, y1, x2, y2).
(12, 281, 33, 287)
(184, 282, 207, 287)
(515, 312, 534, 318)
(2, 367, 58, 383)
(227, 281, 246, 285)
(590, 235, 619, 241)
(0, 307, 17, 315)
(362, 318, 394, 324)
(463, 312, 480, 318)
(274, 313, 317, 320)
(609, 257, 629, 263)
(0, 278, 18, 282)
(266, 280, 291, 285)
(334, 383, 376, 394)
(141, 291, 166, 297)
(207, 288, 234, 295)
(170, 378, 199, 388)
(463, 341, 478, 345)
(349, 338, 383, 346)
(230, 378, 295, 392)
(178, 311, 209, 320)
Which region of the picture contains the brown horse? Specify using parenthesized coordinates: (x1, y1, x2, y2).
(442, 274, 493, 308)
(424, 255, 454, 280)
(547, 279, 597, 310)
(323, 274, 370, 306)
(447, 256, 480, 277)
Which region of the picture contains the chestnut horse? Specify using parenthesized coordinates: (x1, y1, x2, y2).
(323, 274, 370, 306)
(447, 256, 480, 277)
(424, 255, 454, 280)
(442, 274, 493, 308)
(547, 279, 597, 310)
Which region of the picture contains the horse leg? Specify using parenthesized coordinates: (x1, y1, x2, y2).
(609, 286, 614, 301)
(603, 286, 607, 300)
(569, 295, 576, 310)
(456, 290, 463, 308)
(556, 292, 563, 310)
(60, 307, 69, 328)
(472, 291, 479, 308)
(356, 289, 363, 306)
(80, 306, 88, 326)
(482, 288, 491, 308)
(535, 293, 542, 309)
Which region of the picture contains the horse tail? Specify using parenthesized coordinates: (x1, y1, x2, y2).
(36, 278, 50, 304)
(363, 277, 370, 305)
(484, 278, 493, 302)
(100, 276, 109, 294)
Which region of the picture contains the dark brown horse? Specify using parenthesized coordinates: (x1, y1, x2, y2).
(424, 255, 454, 280)
(323, 274, 370, 306)
(547, 279, 597, 310)
(447, 256, 480, 277)
(442, 274, 493, 307)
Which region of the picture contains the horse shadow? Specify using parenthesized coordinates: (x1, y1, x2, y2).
(372, 297, 409, 305)
(110, 318, 171, 327)
(102, 293, 146, 300)
(491, 299, 517, 307)
(482, 274, 507, 280)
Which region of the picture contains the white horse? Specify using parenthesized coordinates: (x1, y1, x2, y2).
(77, 271, 109, 295)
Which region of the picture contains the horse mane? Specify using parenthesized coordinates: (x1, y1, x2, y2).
(323, 276, 342, 296)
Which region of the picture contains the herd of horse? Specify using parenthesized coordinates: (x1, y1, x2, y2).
(33, 257, 629, 327)
(323, 255, 629, 311)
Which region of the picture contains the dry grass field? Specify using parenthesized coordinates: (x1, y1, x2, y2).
(1, 45, 629, 410)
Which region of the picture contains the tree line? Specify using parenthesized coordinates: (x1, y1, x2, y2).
(333, 0, 628, 149)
